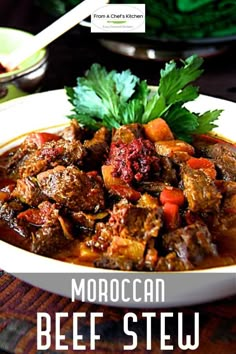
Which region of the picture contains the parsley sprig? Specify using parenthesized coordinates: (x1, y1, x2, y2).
(66, 55, 221, 142)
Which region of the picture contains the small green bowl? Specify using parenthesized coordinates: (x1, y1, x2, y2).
(0, 27, 48, 103)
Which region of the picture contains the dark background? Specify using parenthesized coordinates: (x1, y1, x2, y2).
(1, 0, 236, 101)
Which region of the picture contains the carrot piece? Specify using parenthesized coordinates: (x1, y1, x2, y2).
(155, 140, 195, 156)
(163, 202, 180, 230)
(25, 132, 60, 148)
(109, 184, 141, 202)
(187, 157, 214, 169)
(0, 191, 9, 202)
(144, 118, 174, 142)
(187, 157, 216, 179)
(102, 165, 141, 201)
(160, 187, 185, 206)
(101, 165, 125, 189)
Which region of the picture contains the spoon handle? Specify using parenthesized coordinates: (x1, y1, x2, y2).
(6, 0, 109, 71)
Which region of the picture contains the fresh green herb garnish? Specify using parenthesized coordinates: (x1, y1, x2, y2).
(66, 55, 222, 142)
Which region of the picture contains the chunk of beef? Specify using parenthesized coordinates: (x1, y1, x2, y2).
(217, 192, 236, 231)
(162, 222, 217, 266)
(213, 181, 236, 230)
(37, 165, 105, 212)
(0, 200, 30, 237)
(59, 119, 84, 141)
(143, 241, 158, 270)
(139, 180, 170, 194)
(182, 165, 222, 212)
(87, 222, 113, 251)
(72, 211, 108, 230)
(6, 132, 60, 174)
(19, 139, 85, 178)
(72, 212, 96, 230)
(0, 200, 24, 220)
(106, 236, 146, 262)
(222, 193, 236, 212)
(21, 201, 74, 256)
(17, 201, 59, 226)
(92, 222, 146, 270)
(6, 147, 34, 177)
(108, 199, 162, 240)
(11, 177, 47, 206)
(215, 180, 236, 196)
(90, 196, 162, 268)
(31, 223, 71, 256)
(204, 143, 236, 181)
(159, 157, 178, 185)
(112, 124, 143, 143)
(155, 140, 195, 157)
(83, 127, 110, 169)
(94, 256, 134, 271)
(156, 252, 194, 271)
(94, 237, 157, 271)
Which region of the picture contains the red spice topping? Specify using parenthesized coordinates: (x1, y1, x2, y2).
(107, 137, 159, 184)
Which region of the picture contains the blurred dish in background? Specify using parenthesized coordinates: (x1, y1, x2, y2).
(99, 34, 236, 61)
(36, 0, 236, 60)
(129, 0, 236, 41)
(100, 0, 236, 60)
(0, 27, 48, 103)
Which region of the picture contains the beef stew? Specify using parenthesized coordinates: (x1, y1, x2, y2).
(0, 119, 235, 271)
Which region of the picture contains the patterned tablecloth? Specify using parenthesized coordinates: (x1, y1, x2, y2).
(0, 271, 235, 354)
